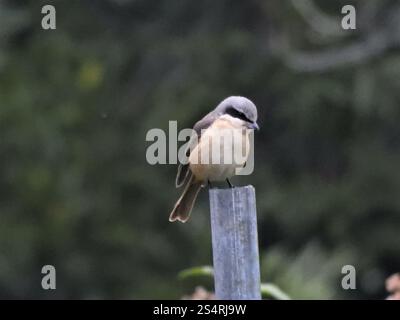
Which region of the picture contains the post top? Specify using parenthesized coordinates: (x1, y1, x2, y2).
(208, 185, 255, 195)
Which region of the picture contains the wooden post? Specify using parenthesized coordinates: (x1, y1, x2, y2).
(209, 185, 261, 300)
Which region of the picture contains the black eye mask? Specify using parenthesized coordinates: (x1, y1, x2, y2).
(225, 106, 252, 123)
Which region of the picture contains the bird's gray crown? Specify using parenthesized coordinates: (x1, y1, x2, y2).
(215, 96, 258, 123)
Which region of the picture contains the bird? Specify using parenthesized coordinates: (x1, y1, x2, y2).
(169, 96, 259, 223)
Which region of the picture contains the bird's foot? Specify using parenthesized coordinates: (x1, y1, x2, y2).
(226, 179, 234, 188)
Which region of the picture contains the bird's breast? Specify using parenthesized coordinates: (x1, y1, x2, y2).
(189, 120, 251, 181)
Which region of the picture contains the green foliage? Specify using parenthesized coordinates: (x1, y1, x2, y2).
(178, 266, 214, 280)
(178, 265, 291, 300)
(261, 284, 290, 300)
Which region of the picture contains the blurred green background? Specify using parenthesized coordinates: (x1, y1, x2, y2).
(1, 0, 399, 299)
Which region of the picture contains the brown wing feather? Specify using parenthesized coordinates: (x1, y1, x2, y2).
(175, 110, 217, 187)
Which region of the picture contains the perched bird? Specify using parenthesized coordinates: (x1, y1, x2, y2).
(169, 96, 259, 223)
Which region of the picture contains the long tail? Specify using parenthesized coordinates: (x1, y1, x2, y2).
(169, 175, 202, 223)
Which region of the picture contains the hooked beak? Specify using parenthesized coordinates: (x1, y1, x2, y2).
(248, 121, 259, 131)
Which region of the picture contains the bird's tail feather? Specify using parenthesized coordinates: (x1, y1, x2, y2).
(169, 175, 202, 223)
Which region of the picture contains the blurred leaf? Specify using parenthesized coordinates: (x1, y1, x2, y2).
(261, 283, 291, 300)
(178, 266, 214, 280)
(77, 61, 103, 90)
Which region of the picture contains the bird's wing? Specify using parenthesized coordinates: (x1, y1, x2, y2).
(175, 111, 217, 187)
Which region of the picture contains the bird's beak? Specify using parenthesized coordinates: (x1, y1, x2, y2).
(248, 122, 259, 131)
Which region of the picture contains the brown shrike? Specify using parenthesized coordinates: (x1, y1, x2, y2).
(169, 96, 259, 223)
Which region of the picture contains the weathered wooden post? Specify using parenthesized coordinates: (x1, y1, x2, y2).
(209, 185, 261, 300)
